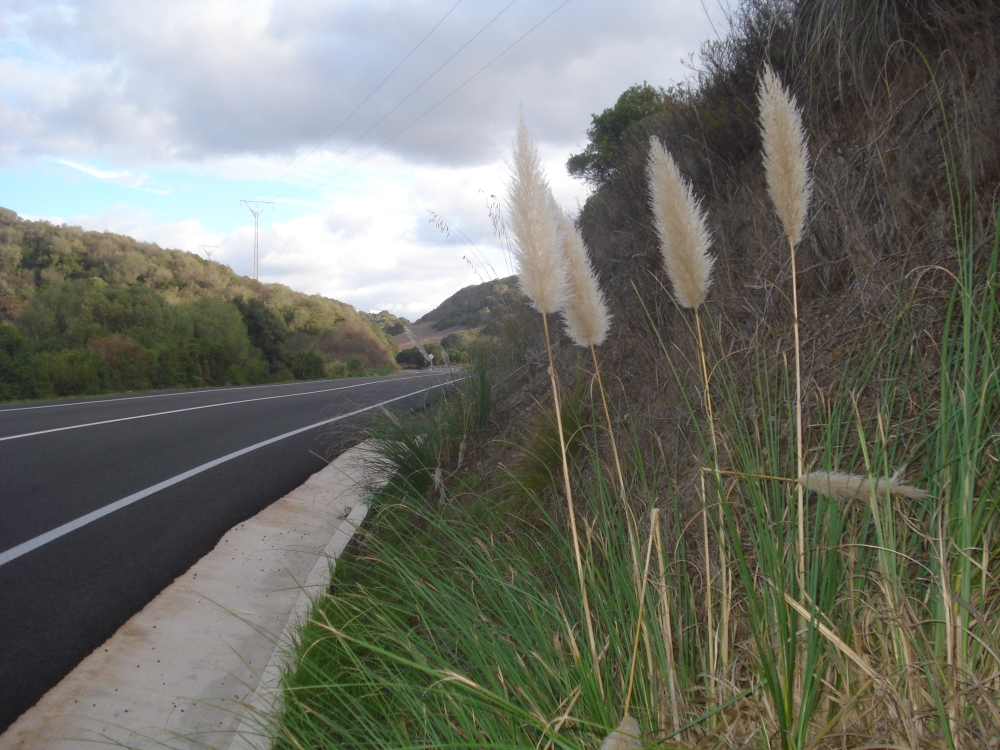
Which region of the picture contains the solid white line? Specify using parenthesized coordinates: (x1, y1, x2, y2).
(0, 380, 455, 568)
(0, 373, 439, 443)
(0, 378, 336, 414)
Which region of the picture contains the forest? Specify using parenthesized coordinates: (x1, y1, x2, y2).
(0, 209, 398, 401)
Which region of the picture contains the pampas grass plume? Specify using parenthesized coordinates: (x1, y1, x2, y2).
(758, 65, 812, 248)
(647, 136, 715, 309)
(553, 207, 610, 347)
(799, 470, 929, 501)
(598, 716, 642, 750)
(508, 115, 567, 314)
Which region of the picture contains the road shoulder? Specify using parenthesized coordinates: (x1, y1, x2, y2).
(0, 442, 377, 750)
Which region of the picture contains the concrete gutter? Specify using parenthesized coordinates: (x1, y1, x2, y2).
(1, 441, 380, 750)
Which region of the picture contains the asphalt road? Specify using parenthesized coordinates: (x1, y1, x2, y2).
(0, 371, 452, 732)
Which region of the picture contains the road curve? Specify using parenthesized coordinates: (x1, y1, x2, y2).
(0, 371, 452, 731)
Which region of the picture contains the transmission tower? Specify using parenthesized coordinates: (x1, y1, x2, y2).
(199, 245, 219, 261)
(240, 201, 274, 280)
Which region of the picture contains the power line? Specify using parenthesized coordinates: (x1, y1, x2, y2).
(278, 0, 572, 209)
(251, 0, 465, 201)
(268, 0, 519, 206)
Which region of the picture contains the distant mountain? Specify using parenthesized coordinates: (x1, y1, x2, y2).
(0, 208, 397, 401)
(416, 275, 526, 333)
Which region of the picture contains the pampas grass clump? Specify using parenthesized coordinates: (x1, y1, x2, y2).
(508, 114, 567, 314)
(553, 207, 610, 347)
(799, 470, 930, 501)
(646, 136, 715, 309)
(758, 65, 812, 248)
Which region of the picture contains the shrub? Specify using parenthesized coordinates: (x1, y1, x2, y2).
(41, 349, 107, 396)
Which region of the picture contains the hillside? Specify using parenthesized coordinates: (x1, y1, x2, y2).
(273, 3, 1000, 748)
(0, 208, 397, 400)
(390, 275, 528, 369)
(415, 274, 524, 332)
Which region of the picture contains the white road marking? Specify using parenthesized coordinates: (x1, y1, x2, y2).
(0, 373, 440, 443)
(0, 377, 340, 413)
(0, 380, 456, 567)
(0, 371, 443, 413)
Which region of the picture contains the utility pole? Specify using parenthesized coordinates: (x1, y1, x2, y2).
(240, 201, 274, 281)
(199, 245, 219, 261)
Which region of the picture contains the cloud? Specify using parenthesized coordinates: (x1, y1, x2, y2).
(0, 0, 725, 167)
(0, 0, 727, 318)
(46, 157, 168, 193)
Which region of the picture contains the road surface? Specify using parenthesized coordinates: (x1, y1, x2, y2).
(0, 371, 452, 731)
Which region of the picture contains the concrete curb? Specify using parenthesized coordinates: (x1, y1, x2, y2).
(229, 464, 372, 750)
(0, 442, 379, 750)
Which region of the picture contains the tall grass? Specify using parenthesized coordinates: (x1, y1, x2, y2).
(270, 114, 999, 750)
(273, 227, 998, 744)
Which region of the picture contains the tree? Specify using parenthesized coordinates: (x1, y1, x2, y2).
(233, 296, 289, 374)
(396, 348, 428, 369)
(0, 324, 49, 400)
(567, 82, 669, 186)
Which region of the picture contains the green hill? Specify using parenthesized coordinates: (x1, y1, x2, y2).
(415, 275, 525, 333)
(0, 208, 397, 401)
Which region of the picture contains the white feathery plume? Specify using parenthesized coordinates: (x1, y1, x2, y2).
(598, 716, 642, 750)
(646, 136, 715, 309)
(402, 324, 432, 365)
(552, 206, 611, 347)
(507, 114, 568, 314)
(799, 470, 930, 501)
(758, 65, 812, 248)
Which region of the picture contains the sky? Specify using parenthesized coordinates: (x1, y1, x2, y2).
(0, 0, 729, 319)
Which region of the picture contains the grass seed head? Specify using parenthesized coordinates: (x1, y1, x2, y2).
(507, 114, 568, 315)
(758, 64, 812, 248)
(647, 136, 715, 309)
(598, 715, 642, 750)
(799, 470, 930, 501)
(553, 207, 611, 347)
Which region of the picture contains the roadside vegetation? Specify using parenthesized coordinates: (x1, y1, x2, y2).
(264, 1, 999, 748)
(0, 210, 399, 401)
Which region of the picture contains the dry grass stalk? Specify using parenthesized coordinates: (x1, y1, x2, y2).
(623, 509, 659, 718)
(552, 206, 626, 505)
(598, 715, 642, 750)
(507, 113, 601, 697)
(507, 114, 567, 315)
(652, 522, 680, 731)
(798, 470, 930, 501)
(646, 136, 715, 309)
(647, 136, 729, 707)
(758, 64, 812, 589)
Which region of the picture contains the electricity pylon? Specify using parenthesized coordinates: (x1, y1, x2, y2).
(199, 245, 219, 261)
(240, 201, 274, 280)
